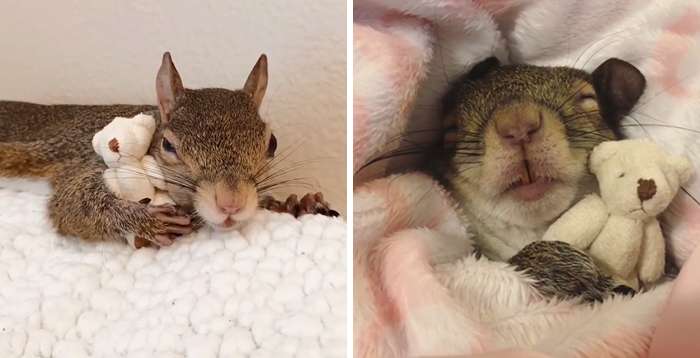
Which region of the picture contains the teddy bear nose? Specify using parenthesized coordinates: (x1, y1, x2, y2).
(637, 178, 657, 201)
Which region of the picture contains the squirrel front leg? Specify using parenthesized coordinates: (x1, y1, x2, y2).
(48, 159, 192, 246)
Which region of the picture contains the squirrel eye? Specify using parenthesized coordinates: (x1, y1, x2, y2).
(267, 134, 277, 157)
(577, 93, 597, 102)
(162, 138, 177, 154)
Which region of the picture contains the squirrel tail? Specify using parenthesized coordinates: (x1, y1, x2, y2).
(0, 141, 60, 178)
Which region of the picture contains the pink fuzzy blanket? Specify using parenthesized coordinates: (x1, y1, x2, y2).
(353, 0, 700, 357)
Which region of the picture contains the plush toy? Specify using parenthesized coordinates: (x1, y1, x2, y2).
(91, 113, 174, 206)
(543, 138, 693, 290)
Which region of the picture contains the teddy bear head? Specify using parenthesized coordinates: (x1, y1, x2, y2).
(589, 138, 693, 219)
(92, 113, 157, 167)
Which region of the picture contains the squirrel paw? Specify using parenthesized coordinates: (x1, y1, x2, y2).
(508, 241, 614, 303)
(260, 192, 339, 218)
(134, 204, 193, 248)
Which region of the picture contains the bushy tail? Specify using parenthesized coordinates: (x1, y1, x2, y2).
(0, 141, 59, 178)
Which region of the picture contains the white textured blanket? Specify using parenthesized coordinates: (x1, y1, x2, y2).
(0, 180, 346, 358)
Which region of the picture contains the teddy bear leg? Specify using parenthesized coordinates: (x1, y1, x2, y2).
(637, 219, 666, 286)
(610, 273, 640, 292)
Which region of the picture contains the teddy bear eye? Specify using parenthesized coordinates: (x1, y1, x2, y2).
(162, 138, 177, 154)
(618, 172, 625, 178)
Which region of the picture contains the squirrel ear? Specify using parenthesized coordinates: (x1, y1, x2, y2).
(243, 54, 268, 109)
(441, 57, 500, 118)
(156, 52, 185, 122)
(465, 56, 501, 81)
(591, 58, 646, 127)
(589, 141, 618, 174)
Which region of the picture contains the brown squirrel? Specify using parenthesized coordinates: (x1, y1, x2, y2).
(0, 52, 337, 248)
(438, 57, 647, 301)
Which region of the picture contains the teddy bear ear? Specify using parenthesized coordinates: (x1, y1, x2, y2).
(670, 154, 694, 184)
(589, 141, 618, 174)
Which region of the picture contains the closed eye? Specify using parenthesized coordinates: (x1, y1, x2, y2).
(577, 93, 597, 101)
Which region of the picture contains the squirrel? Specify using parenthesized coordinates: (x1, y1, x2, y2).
(0, 52, 337, 248)
(437, 57, 648, 301)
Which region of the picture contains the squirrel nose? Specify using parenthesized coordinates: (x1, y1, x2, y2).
(215, 182, 244, 214)
(495, 110, 542, 145)
(637, 178, 657, 202)
(220, 205, 241, 215)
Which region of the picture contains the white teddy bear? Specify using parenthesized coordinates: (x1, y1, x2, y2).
(91, 113, 174, 206)
(543, 138, 693, 290)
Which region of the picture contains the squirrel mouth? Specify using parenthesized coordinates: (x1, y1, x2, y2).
(213, 217, 237, 231)
(222, 217, 235, 227)
(505, 161, 555, 201)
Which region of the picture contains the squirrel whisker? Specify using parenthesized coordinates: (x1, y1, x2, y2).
(110, 166, 196, 192)
(254, 158, 317, 185)
(256, 177, 314, 194)
(355, 149, 427, 173)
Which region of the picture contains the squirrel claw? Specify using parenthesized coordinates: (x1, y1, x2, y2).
(133, 233, 175, 249)
(132, 203, 193, 249)
(259, 192, 339, 218)
(147, 204, 178, 215)
(299, 192, 338, 217)
(285, 194, 300, 215)
(153, 213, 191, 226)
(153, 234, 174, 246)
(147, 203, 192, 227)
(164, 224, 193, 235)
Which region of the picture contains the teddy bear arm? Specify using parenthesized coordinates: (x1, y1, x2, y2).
(637, 219, 666, 285)
(102, 168, 123, 197)
(542, 194, 608, 249)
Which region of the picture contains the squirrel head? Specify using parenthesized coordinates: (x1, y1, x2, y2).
(150, 52, 276, 230)
(441, 57, 646, 227)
